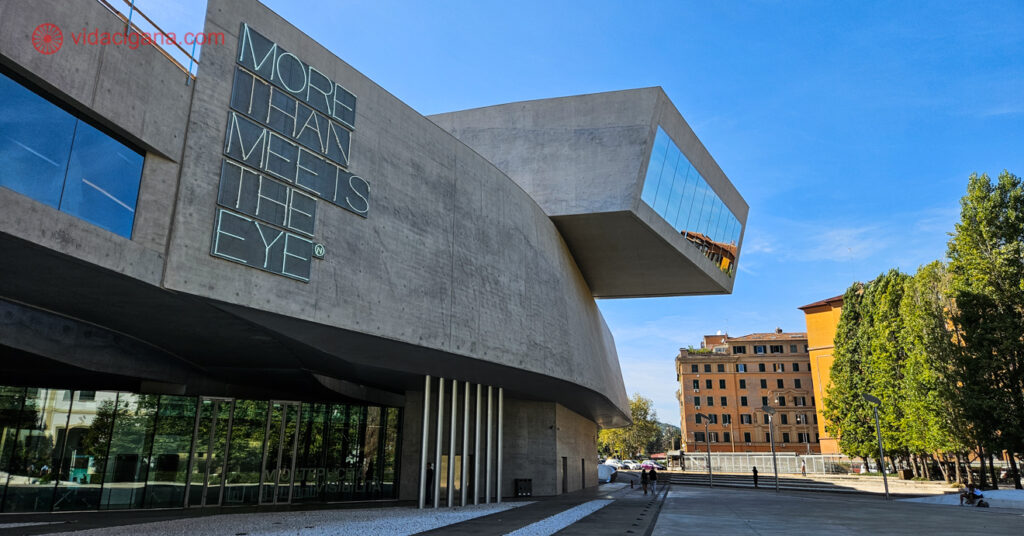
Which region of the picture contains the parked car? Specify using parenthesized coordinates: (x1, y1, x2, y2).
(604, 458, 624, 469)
(622, 460, 641, 470)
(642, 460, 665, 470)
(598, 463, 617, 483)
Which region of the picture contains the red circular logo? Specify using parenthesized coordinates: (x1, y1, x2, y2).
(32, 23, 62, 55)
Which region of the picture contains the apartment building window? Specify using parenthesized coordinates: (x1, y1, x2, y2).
(722, 414, 731, 424)
(691, 364, 698, 373)
(814, 414, 818, 424)
(770, 345, 783, 353)
(744, 432, 751, 442)
(758, 363, 766, 372)
(705, 379, 712, 389)
(717, 364, 725, 372)
(720, 396, 728, 406)
(781, 414, 788, 425)
(776, 379, 784, 389)
(733, 346, 746, 354)
(761, 396, 768, 406)
(694, 432, 706, 442)
(754, 345, 766, 354)
(693, 396, 700, 407)
(723, 432, 730, 443)
(740, 414, 752, 424)
(782, 433, 791, 443)
(78, 391, 96, 402)
(816, 433, 820, 441)
(760, 379, 767, 388)
(706, 396, 713, 406)
(793, 363, 800, 372)
(719, 379, 726, 389)
(796, 414, 806, 424)
(739, 379, 746, 389)
(805, 345, 809, 353)
(790, 344, 798, 353)
(773, 363, 785, 372)
(794, 379, 802, 388)
(708, 414, 718, 424)
(696, 413, 703, 424)
(740, 396, 748, 406)
(709, 432, 719, 442)
(763, 414, 770, 424)
(777, 397, 787, 407)
(795, 396, 807, 406)
(704, 364, 712, 372)
(765, 433, 771, 442)
(798, 432, 810, 443)
(692, 380, 699, 390)
(736, 364, 747, 372)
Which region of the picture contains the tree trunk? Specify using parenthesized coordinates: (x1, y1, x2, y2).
(978, 448, 988, 489)
(912, 454, 922, 478)
(1009, 452, 1023, 490)
(955, 453, 964, 484)
(938, 453, 951, 483)
(988, 452, 999, 489)
(923, 454, 932, 480)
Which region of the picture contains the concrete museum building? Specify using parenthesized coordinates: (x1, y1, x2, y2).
(0, 0, 747, 513)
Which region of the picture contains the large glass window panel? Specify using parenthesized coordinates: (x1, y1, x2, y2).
(0, 71, 77, 208)
(664, 159, 690, 231)
(651, 144, 681, 217)
(59, 121, 144, 238)
(2, 389, 73, 513)
(292, 403, 327, 504)
(639, 129, 670, 206)
(381, 407, 400, 499)
(100, 394, 158, 510)
(223, 399, 266, 506)
(53, 391, 119, 511)
(144, 396, 196, 509)
(361, 407, 381, 499)
(323, 405, 348, 502)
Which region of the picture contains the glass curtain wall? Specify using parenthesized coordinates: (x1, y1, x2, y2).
(639, 126, 743, 276)
(0, 385, 401, 513)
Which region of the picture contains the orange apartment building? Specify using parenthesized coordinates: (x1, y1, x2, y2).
(798, 295, 845, 454)
(675, 330, 821, 454)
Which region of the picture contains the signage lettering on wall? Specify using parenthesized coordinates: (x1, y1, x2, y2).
(211, 23, 370, 282)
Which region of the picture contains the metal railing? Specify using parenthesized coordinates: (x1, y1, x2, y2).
(682, 453, 854, 475)
(93, 0, 201, 82)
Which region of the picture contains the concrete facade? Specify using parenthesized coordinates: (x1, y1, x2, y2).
(0, 0, 746, 510)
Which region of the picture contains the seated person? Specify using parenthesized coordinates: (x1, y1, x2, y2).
(960, 483, 983, 505)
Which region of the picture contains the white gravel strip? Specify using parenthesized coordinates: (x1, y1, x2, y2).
(48, 502, 531, 536)
(0, 522, 62, 529)
(503, 499, 613, 536)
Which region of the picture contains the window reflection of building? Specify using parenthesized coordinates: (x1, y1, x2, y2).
(0, 386, 401, 513)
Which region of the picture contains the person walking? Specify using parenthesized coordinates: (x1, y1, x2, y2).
(649, 467, 658, 493)
(752, 466, 759, 488)
(640, 468, 650, 495)
(801, 459, 807, 477)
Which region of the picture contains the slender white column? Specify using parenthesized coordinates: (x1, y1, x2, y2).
(461, 382, 470, 507)
(486, 386, 493, 503)
(447, 379, 458, 507)
(418, 375, 431, 509)
(474, 384, 482, 505)
(433, 378, 445, 508)
(497, 387, 504, 503)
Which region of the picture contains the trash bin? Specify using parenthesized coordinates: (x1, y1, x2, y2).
(514, 478, 532, 497)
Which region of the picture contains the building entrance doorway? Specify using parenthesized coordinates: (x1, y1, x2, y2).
(260, 401, 301, 504)
(187, 397, 234, 507)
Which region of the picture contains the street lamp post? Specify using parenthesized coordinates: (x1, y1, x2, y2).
(862, 393, 890, 500)
(761, 405, 779, 493)
(695, 412, 712, 488)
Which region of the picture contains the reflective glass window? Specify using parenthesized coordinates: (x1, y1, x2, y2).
(2, 388, 73, 512)
(381, 407, 400, 498)
(292, 403, 327, 503)
(223, 399, 267, 506)
(0, 70, 144, 238)
(0, 71, 76, 208)
(100, 393, 159, 510)
(53, 391, 120, 511)
(60, 121, 144, 238)
(639, 126, 743, 276)
(143, 395, 196, 509)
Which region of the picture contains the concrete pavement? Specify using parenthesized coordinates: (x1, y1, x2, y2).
(652, 486, 1024, 535)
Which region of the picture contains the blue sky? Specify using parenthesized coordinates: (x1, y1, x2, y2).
(140, 0, 1023, 425)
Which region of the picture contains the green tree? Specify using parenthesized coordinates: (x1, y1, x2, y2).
(863, 269, 911, 457)
(823, 283, 877, 461)
(947, 171, 1024, 489)
(599, 394, 660, 459)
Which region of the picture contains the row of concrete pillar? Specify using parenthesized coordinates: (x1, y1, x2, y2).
(417, 375, 503, 508)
